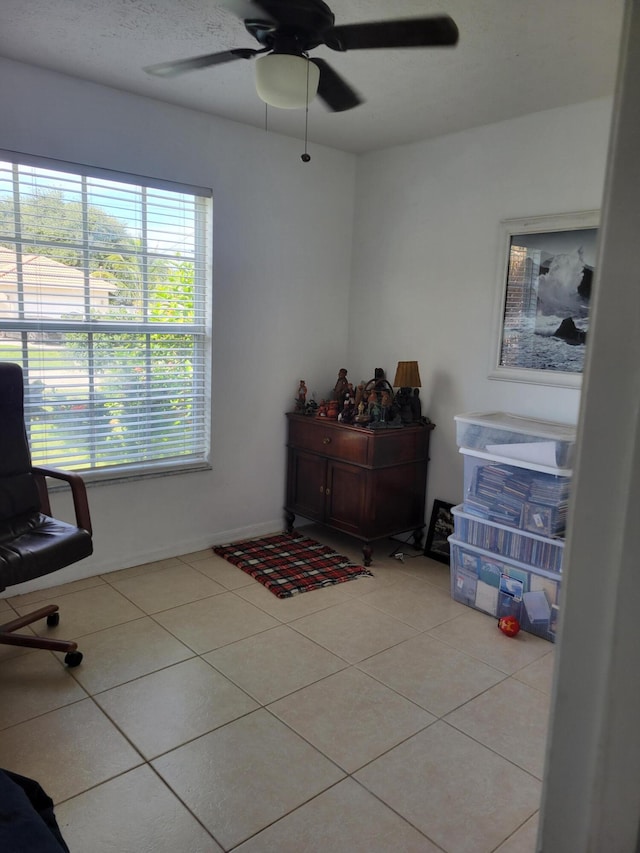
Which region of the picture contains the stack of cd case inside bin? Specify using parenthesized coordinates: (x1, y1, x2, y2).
(449, 412, 576, 642)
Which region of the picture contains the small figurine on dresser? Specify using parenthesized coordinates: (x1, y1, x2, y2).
(332, 368, 349, 403)
(327, 400, 340, 419)
(368, 389, 381, 423)
(372, 368, 390, 393)
(338, 397, 356, 424)
(316, 399, 328, 418)
(355, 399, 369, 424)
(295, 380, 308, 412)
(410, 388, 422, 422)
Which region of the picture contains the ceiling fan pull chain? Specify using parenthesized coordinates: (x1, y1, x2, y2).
(301, 58, 311, 163)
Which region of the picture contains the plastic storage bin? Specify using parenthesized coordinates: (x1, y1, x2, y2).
(449, 536, 560, 641)
(452, 504, 564, 573)
(454, 411, 576, 469)
(462, 449, 571, 536)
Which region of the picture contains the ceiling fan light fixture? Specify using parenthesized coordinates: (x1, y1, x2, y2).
(255, 54, 320, 109)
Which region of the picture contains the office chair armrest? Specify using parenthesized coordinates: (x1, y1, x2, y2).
(31, 467, 93, 536)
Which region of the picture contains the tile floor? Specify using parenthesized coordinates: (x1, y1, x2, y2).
(0, 526, 554, 852)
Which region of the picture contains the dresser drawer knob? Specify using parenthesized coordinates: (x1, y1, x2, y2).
(323, 437, 332, 445)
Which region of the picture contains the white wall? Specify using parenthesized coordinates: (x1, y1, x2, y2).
(0, 58, 357, 587)
(349, 98, 613, 512)
(0, 58, 617, 589)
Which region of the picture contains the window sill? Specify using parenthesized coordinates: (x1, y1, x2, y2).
(44, 459, 212, 490)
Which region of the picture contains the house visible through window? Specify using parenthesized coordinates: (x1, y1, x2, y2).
(0, 153, 212, 478)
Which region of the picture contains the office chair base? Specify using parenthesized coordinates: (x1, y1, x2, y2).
(0, 604, 83, 665)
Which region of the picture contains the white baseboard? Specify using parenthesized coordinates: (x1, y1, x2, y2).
(1, 517, 286, 598)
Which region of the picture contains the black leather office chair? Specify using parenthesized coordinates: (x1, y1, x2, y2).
(0, 362, 93, 667)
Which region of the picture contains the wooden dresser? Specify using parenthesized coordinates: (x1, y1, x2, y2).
(285, 413, 435, 564)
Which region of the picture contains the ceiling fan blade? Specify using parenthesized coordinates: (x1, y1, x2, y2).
(144, 48, 259, 78)
(327, 15, 458, 51)
(310, 58, 363, 112)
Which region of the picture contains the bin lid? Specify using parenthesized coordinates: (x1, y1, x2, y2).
(454, 411, 576, 441)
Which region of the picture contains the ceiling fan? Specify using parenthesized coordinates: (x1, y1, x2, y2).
(144, 0, 459, 112)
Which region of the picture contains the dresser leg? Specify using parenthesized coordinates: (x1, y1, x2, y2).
(362, 543, 373, 567)
(284, 510, 295, 534)
(412, 526, 425, 550)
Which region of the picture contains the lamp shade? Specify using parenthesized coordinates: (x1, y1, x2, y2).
(393, 361, 422, 388)
(255, 54, 320, 109)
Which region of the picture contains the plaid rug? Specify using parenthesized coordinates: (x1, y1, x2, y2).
(213, 532, 373, 598)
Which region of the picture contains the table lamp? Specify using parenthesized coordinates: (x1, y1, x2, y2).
(392, 361, 422, 424)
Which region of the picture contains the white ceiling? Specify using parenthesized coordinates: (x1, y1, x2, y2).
(0, 0, 625, 154)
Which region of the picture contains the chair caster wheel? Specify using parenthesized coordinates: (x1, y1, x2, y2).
(47, 612, 60, 627)
(64, 651, 83, 667)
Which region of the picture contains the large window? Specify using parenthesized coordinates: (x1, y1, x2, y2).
(0, 153, 212, 478)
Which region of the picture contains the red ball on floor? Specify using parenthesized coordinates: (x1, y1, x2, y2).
(498, 615, 521, 637)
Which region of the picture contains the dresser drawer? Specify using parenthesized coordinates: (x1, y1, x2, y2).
(287, 418, 370, 464)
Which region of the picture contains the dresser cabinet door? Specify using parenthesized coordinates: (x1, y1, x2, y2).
(325, 460, 366, 536)
(287, 449, 326, 522)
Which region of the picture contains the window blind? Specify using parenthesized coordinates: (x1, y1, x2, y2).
(0, 155, 211, 477)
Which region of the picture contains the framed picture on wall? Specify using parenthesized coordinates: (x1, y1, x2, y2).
(489, 210, 600, 388)
(424, 500, 455, 564)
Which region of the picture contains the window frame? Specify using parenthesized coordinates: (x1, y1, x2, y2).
(0, 149, 213, 484)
